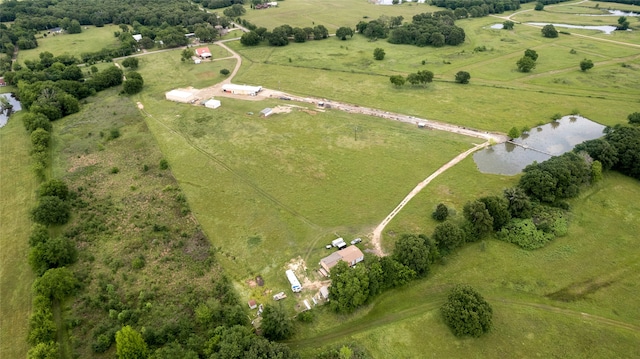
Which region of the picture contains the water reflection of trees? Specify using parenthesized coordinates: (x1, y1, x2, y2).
(550, 120, 561, 129)
(505, 141, 516, 153)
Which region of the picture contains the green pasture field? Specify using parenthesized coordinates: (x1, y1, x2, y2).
(240, 1, 443, 32)
(17, 25, 121, 63)
(122, 48, 234, 92)
(136, 88, 474, 287)
(0, 112, 37, 359)
(290, 172, 640, 357)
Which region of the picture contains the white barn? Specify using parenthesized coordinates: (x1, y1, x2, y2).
(205, 99, 221, 109)
(222, 84, 262, 96)
(165, 90, 195, 103)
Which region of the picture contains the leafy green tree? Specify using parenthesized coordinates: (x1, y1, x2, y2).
(329, 261, 370, 313)
(628, 112, 640, 125)
(502, 20, 514, 30)
(195, 26, 216, 42)
(223, 4, 246, 17)
(31, 196, 71, 225)
(430, 32, 445, 47)
(393, 233, 431, 277)
(604, 125, 640, 180)
(580, 58, 594, 72)
(433, 222, 465, 256)
(123, 71, 144, 95)
(534, 2, 544, 10)
(204, 325, 296, 358)
(29, 236, 78, 275)
(181, 48, 194, 62)
(373, 47, 385, 60)
(455, 71, 470, 84)
(151, 341, 198, 359)
(67, 20, 82, 34)
(29, 224, 50, 247)
(122, 57, 139, 69)
(617, 16, 630, 30)
(574, 138, 618, 170)
(220, 69, 230, 76)
(441, 285, 492, 337)
(432, 203, 449, 221)
(240, 31, 262, 46)
(389, 75, 405, 87)
(524, 48, 538, 61)
(27, 341, 59, 359)
(336, 26, 354, 40)
(22, 113, 52, 133)
(517, 56, 536, 72)
(406, 73, 421, 86)
(39, 179, 69, 200)
(478, 196, 511, 231)
(541, 24, 558, 38)
(417, 70, 434, 85)
(293, 27, 307, 43)
(508, 126, 521, 139)
(33, 267, 78, 301)
(503, 187, 532, 219)
(463, 201, 494, 238)
(116, 325, 149, 359)
(261, 303, 294, 340)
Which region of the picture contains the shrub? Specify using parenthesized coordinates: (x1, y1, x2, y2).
(497, 218, 552, 249)
(31, 196, 71, 225)
(432, 203, 449, 221)
(441, 285, 492, 337)
(220, 68, 230, 76)
(39, 179, 69, 200)
(159, 159, 169, 170)
(454, 71, 470, 84)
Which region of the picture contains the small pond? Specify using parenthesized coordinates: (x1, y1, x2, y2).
(490, 23, 504, 29)
(526, 22, 619, 34)
(584, 10, 640, 16)
(473, 115, 606, 175)
(0, 93, 22, 128)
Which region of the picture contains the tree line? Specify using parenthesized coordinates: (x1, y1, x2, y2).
(431, 0, 520, 17)
(241, 24, 330, 46)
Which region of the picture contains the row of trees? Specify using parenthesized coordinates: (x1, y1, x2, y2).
(388, 70, 469, 87)
(382, 11, 466, 47)
(240, 24, 330, 46)
(575, 123, 640, 180)
(431, 0, 521, 16)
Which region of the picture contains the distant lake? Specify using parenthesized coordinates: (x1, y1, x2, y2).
(0, 93, 22, 128)
(473, 116, 606, 175)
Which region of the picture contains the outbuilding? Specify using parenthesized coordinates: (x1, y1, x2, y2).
(165, 89, 195, 103)
(260, 108, 273, 117)
(319, 286, 329, 300)
(205, 99, 221, 109)
(132, 34, 142, 42)
(222, 83, 262, 96)
(195, 47, 212, 58)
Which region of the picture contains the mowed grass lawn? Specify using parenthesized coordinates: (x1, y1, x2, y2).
(0, 112, 37, 359)
(290, 171, 640, 358)
(17, 25, 121, 63)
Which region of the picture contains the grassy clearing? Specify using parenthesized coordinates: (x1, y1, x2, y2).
(241, 1, 444, 31)
(0, 112, 37, 359)
(290, 172, 640, 358)
(17, 25, 121, 63)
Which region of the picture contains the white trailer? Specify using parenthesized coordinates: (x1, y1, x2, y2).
(285, 270, 302, 293)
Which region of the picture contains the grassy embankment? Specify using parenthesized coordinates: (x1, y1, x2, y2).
(0, 110, 36, 359)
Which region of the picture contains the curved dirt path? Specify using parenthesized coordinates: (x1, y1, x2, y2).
(370, 141, 490, 256)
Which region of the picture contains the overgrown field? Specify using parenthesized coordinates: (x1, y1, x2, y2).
(17, 25, 121, 63)
(0, 111, 37, 359)
(290, 171, 640, 358)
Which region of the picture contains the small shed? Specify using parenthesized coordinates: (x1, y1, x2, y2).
(132, 34, 142, 42)
(205, 99, 221, 109)
(195, 47, 212, 58)
(319, 286, 329, 300)
(165, 90, 195, 103)
(248, 300, 257, 309)
(260, 108, 273, 117)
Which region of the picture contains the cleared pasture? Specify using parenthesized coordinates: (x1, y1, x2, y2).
(17, 25, 121, 63)
(291, 172, 640, 358)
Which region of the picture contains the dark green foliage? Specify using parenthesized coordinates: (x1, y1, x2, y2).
(223, 3, 245, 17)
(574, 139, 618, 170)
(297, 310, 315, 323)
(33, 267, 78, 301)
(580, 58, 594, 71)
(440, 285, 492, 337)
(534, 1, 544, 10)
(432, 221, 465, 256)
(336, 26, 354, 40)
(204, 325, 297, 358)
(503, 187, 532, 218)
(30, 128, 50, 151)
(22, 113, 52, 133)
(478, 196, 511, 231)
(389, 75, 405, 87)
(314, 344, 371, 359)
(617, 16, 630, 30)
(393, 233, 431, 277)
(627, 112, 640, 125)
(123, 71, 144, 94)
(87, 66, 123, 91)
(240, 31, 262, 46)
(370, 256, 415, 294)
(29, 236, 78, 275)
(502, 20, 515, 30)
(541, 24, 558, 38)
(159, 159, 169, 170)
(519, 152, 591, 202)
(151, 341, 199, 359)
(329, 262, 370, 313)
(31, 196, 71, 225)
(122, 57, 139, 69)
(220, 69, 230, 76)
(603, 125, 640, 180)
(293, 27, 307, 43)
(497, 218, 553, 249)
(373, 47, 385, 60)
(517, 56, 536, 72)
(39, 179, 69, 200)
(524, 48, 538, 61)
(387, 11, 466, 47)
(261, 303, 294, 340)
(454, 71, 470, 84)
(432, 203, 449, 221)
(463, 201, 494, 238)
(508, 126, 521, 139)
(431, 0, 520, 16)
(29, 224, 50, 247)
